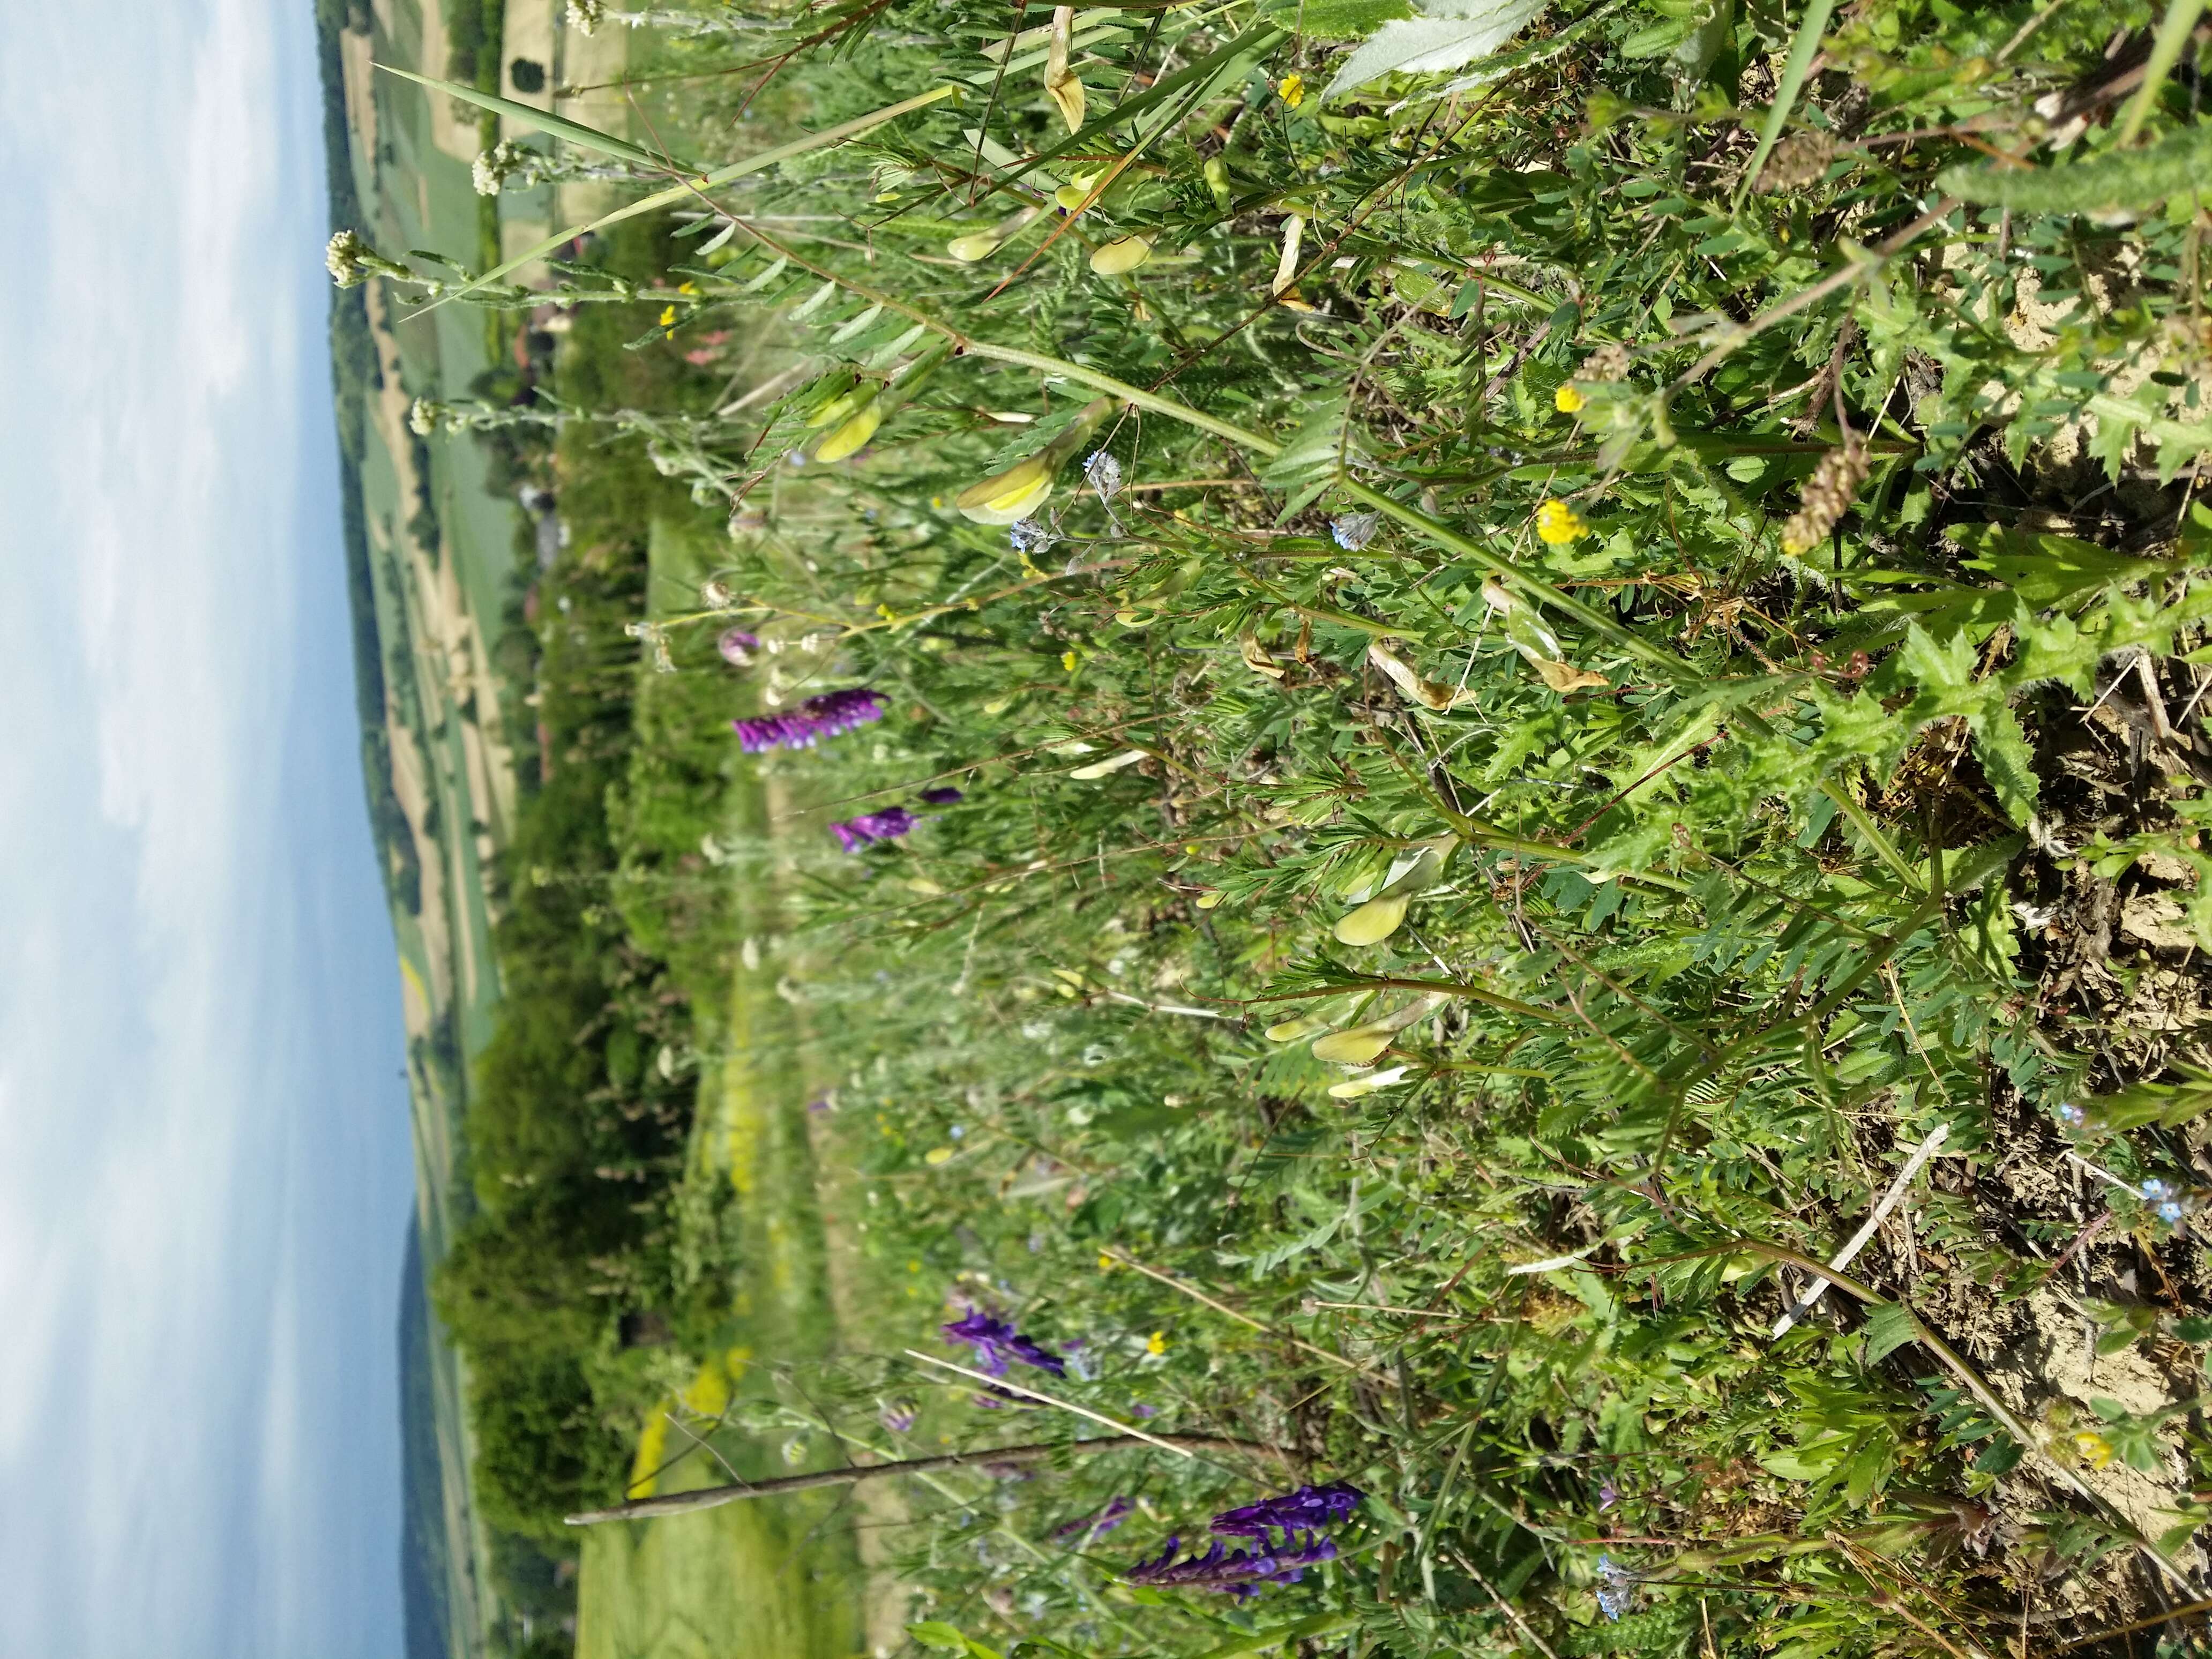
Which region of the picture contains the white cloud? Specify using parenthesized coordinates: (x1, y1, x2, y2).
(0, 2, 414, 1655)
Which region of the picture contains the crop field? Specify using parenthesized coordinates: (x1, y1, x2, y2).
(336, 0, 2212, 1657)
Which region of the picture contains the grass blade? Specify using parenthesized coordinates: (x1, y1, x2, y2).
(2117, 0, 2207, 144)
(375, 63, 692, 172)
(415, 85, 961, 313)
(1736, 0, 1838, 205)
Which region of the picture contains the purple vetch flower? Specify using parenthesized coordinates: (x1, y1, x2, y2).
(718, 627, 760, 666)
(1053, 1497, 1132, 1542)
(1209, 1482, 1364, 1540)
(733, 687, 885, 753)
(831, 807, 917, 853)
(1123, 1531, 1338, 1598)
(878, 1399, 919, 1434)
(918, 786, 964, 805)
(1597, 1476, 1619, 1511)
(941, 1307, 1067, 1378)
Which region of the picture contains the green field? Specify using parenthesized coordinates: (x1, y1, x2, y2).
(577, 1497, 864, 1659)
(569, 517, 875, 1658)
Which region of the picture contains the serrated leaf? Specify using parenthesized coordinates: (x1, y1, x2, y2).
(1861, 1301, 1918, 1365)
(1322, 0, 1549, 99)
(1264, 0, 1416, 34)
(1259, 396, 1362, 519)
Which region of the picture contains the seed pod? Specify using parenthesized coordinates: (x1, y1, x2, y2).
(1578, 342, 1631, 383)
(1203, 155, 1232, 210)
(1090, 235, 1153, 276)
(1780, 442, 1869, 555)
(1758, 130, 1836, 193)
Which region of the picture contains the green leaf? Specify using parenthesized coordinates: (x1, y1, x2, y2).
(1259, 396, 1361, 519)
(1937, 121, 2212, 216)
(1861, 1301, 1918, 1365)
(1264, 0, 1416, 35)
(910, 1624, 974, 1651)
(1321, 0, 1549, 99)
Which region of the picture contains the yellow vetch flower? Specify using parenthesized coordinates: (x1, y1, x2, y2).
(1535, 498, 1587, 544)
(1279, 73, 1305, 109)
(1554, 384, 1586, 414)
(1090, 235, 1153, 276)
(677, 280, 698, 295)
(1062, 650, 1079, 671)
(948, 231, 1003, 263)
(1146, 1330, 1168, 1356)
(811, 402, 883, 464)
(958, 453, 1060, 524)
(658, 304, 677, 327)
(2074, 1430, 2115, 1469)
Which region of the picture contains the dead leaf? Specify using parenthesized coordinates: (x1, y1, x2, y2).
(1240, 633, 1286, 679)
(1368, 639, 1474, 710)
(1535, 658, 1609, 694)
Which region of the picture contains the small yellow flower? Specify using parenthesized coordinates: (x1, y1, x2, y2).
(2074, 1430, 2115, 1469)
(1535, 498, 1588, 544)
(658, 304, 677, 327)
(1098, 1251, 1116, 1271)
(1146, 1330, 1168, 1356)
(1279, 73, 1305, 109)
(925, 1146, 955, 1165)
(1062, 649, 1079, 672)
(677, 280, 698, 295)
(1554, 384, 1586, 414)
(876, 603, 896, 621)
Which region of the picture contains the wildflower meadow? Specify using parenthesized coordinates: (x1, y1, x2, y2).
(338, 0, 2212, 1653)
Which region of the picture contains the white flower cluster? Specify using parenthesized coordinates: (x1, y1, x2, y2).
(471, 139, 532, 198)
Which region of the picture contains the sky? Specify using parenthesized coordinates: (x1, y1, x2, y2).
(0, 2, 417, 1654)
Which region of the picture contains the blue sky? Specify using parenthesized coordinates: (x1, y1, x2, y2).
(0, 2, 416, 1654)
